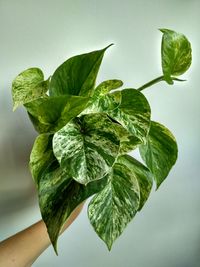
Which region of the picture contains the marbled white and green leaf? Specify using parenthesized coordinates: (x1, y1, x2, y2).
(38, 160, 108, 254)
(88, 160, 140, 250)
(53, 113, 121, 185)
(139, 121, 178, 188)
(12, 68, 49, 110)
(83, 87, 151, 144)
(160, 29, 192, 84)
(117, 154, 153, 210)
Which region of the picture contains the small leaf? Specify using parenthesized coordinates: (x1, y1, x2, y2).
(12, 68, 49, 110)
(29, 133, 54, 184)
(139, 121, 178, 188)
(94, 79, 123, 95)
(25, 95, 89, 133)
(53, 113, 121, 185)
(117, 154, 153, 210)
(88, 161, 140, 250)
(49, 45, 112, 97)
(38, 160, 108, 253)
(160, 29, 192, 84)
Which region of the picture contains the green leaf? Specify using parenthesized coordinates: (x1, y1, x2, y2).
(53, 113, 121, 185)
(12, 68, 49, 110)
(108, 89, 151, 142)
(111, 122, 141, 155)
(25, 95, 89, 133)
(82, 80, 122, 115)
(160, 29, 192, 84)
(29, 133, 54, 184)
(88, 161, 140, 250)
(83, 88, 151, 144)
(94, 79, 123, 95)
(27, 112, 52, 134)
(38, 160, 108, 254)
(49, 45, 112, 97)
(117, 155, 153, 210)
(139, 121, 178, 188)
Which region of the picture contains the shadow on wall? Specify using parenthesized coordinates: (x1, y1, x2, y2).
(0, 94, 37, 215)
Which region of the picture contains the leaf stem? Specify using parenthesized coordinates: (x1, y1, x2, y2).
(137, 75, 186, 92)
(137, 76, 164, 91)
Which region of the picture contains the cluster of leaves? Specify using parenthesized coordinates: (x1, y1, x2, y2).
(12, 29, 192, 254)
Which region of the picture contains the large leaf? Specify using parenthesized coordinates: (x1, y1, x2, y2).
(38, 160, 108, 254)
(25, 95, 89, 133)
(49, 45, 112, 97)
(88, 161, 140, 250)
(29, 133, 54, 184)
(12, 68, 49, 110)
(117, 154, 153, 210)
(108, 89, 151, 142)
(160, 29, 192, 84)
(53, 113, 121, 185)
(139, 121, 178, 188)
(83, 87, 151, 144)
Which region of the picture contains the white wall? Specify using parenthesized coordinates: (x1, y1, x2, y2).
(0, 1, 199, 266)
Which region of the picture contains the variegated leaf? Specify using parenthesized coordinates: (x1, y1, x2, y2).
(25, 95, 89, 133)
(117, 154, 153, 210)
(160, 29, 192, 84)
(139, 121, 178, 188)
(49, 45, 112, 97)
(94, 79, 123, 95)
(88, 161, 140, 250)
(108, 89, 151, 142)
(82, 79, 123, 115)
(83, 87, 151, 144)
(12, 68, 49, 110)
(38, 160, 108, 254)
(53, 113, 121, 185)
(114, 123, 141, 155)
(29, 133, 54, 184)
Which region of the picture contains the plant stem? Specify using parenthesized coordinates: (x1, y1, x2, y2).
(137, 75, 164, 91)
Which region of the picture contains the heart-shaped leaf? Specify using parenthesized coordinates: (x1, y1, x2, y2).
(139, 121, 178, 188)
(53, 113, 121, 185)
(49, 45, 112, 97)
(88, 160, 140, 250)
(83, 87, 151, 144)
(38, 160, 108, 254)
(108, 89, 151, 142)
(160, 29, 192, 84)
(12, 68, 49, 110)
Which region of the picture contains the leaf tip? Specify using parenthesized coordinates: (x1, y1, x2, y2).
(106, 242, 113, 251)
(104, 43, 114, 51)
(52, 241, 59, 255)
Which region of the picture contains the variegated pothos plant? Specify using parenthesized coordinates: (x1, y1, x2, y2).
(11, 29, 192, 254)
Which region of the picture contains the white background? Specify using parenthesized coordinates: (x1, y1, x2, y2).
(0, 1, 199, 266)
